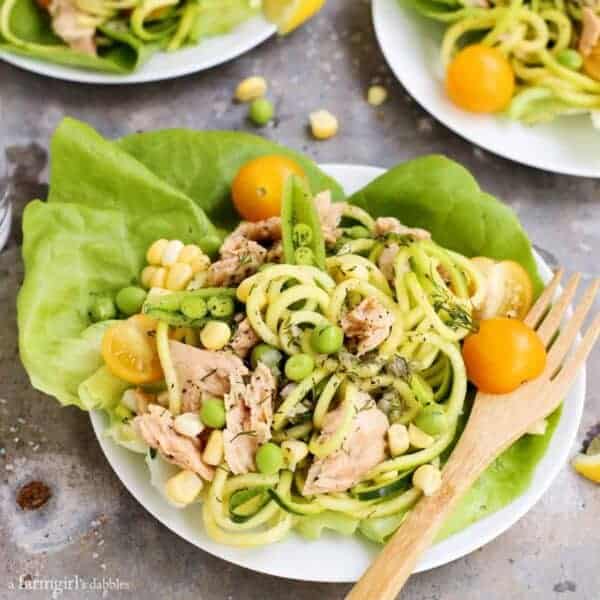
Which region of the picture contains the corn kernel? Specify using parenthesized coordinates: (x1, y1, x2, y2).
(150, 267, 168, 289)
(174, 412, 205, 438)
(200, 321, 231, 350)
(147, 239, 169, 266)
(203, 430, 224, 466)
(166, 262, 193, 291)
(141, 266, 158, 289)
(388, 423, 410, 457)
(165, 470, 204, 506)
(178, 244, 202, 264)
(236, 274, 258, 303)
(413, 464, 442, 496)
(281, 440, 309, 470)
(161, 239, 184, 266)
(235, 76, 268, 102)
(527, 418, 547, 435)
(309, 110, 339, 140)
(190, 254, 211, 274)
(187, 271, 208, 291)
(367, 85, 388, 106)
(408, 423, 434, 449)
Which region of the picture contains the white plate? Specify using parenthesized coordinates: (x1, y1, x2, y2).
(0, 16, 275, 84)
(372, 0, 600, 178)
(90, 164, 586, 582)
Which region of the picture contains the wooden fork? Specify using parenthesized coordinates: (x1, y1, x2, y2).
(347, 270, 600, 600)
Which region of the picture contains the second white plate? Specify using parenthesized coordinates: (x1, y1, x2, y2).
(90, 164, 586, 581)
(0, 15, 275, 84)
(373, 0, 600, 177)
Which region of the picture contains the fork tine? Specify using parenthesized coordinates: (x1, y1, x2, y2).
(524, 268, 564, 329)
(535, 273, 581, 345)
(545, 279, 600, 375)
(549, 312, 600, 402)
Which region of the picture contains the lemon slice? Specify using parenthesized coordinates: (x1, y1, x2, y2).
(263, 0, 326, 34)
(572, 434, 600, 483)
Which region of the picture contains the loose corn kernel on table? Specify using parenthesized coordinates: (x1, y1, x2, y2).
(1, 0, 600, 597)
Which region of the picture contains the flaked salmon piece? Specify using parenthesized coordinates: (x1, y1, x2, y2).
(247, 363, 276, 444)
(580, 7, 600, 56)
(303, 403, 388, 495)
(232, 217, 282, 243)
(206, 236, 267, 287)
(374, 217, 431, 241)
(133, 405, 214, 481)
(229, 317, 260, 359)
(169, 341, 248, 413)
(265, 240, 283, 263)
(207, 217, 283, 286)
(223, 363, 277, 474)
(378, 243, 401, 282)
(315, 191, 346, 244)
(223, 375, 257, 475)
(341, 297, 394, 356)
(49, 0, 96, 55)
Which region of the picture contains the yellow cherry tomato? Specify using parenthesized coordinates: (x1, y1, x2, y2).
(232, 155, 305, 222)
(446, 45, 515, 113)
(102, 314, 163, 384)
(462, 317, 546, 394)
(472, 258, 534, 320)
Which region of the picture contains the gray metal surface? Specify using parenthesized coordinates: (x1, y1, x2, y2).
(1, 0, 599, 597)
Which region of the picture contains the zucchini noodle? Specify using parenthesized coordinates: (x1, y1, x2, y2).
(419, 0, 600, 123)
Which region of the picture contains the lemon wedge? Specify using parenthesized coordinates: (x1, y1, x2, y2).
(263, 0, 326, 34)
(572, 434, 600, 483)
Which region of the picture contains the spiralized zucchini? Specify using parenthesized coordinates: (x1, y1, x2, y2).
(425, 0, 600, 123)
(201, 213, 483, 546)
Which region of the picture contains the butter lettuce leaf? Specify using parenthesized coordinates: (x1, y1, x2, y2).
(117, 129, 344, 229)
(348, 154, 542, 293)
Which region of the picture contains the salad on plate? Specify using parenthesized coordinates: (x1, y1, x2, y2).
(0, 0, 320, 73)
(18, 118, 558, 550)
(408, 0, 600, 125)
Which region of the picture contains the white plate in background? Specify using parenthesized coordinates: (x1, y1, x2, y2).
(372, 0, 600, 177)
(0, 16, 275, 84)
(90, 164, 586, 581)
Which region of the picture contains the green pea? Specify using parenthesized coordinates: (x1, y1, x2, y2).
(200, 397, 226, 429)
(256, 442, 284, 475)
(414, 405, 448, 436)
(90, 295, 117, 322)
(249, 98, 275, 126)
(292, 223, 313, 248)
(251, 343, 283, 371)
(284, 353, 315, 382)
(294, 246, 315, 266)
(346, 225, 371, 240)
(310, 324, 344, 355)
(116, 286, 147, 316)
(207, 295, 235, 318)
(181, 295, 208, 319)
(556, 48, 583, 71)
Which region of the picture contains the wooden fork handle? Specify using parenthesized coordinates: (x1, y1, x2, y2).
(346, 431, 494, 600)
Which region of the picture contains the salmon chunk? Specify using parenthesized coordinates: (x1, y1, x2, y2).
(230, 318, 260, 359)
(169, 341, 248, 413)
(133, 405, 214, 481)
(374, 217, 431, 241)
(580, 7, 600, 57)
(314, 191, 346, 245)
(303, 402, 389, 495)
(341, 297, 394, 356)
(223, 363, 277, 474)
